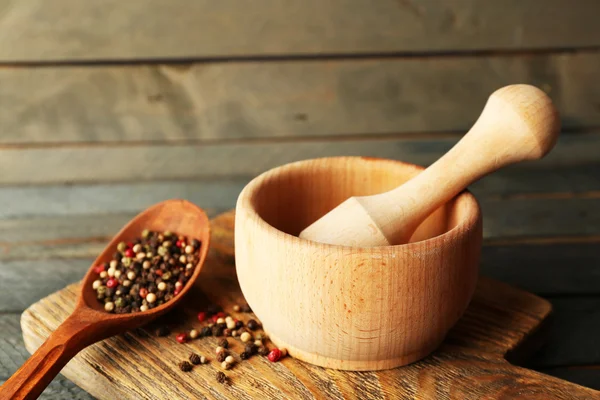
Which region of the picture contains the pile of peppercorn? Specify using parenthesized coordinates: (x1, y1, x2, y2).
(91, 229, 201, 313)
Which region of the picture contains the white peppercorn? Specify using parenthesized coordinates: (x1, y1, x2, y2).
(226, 320, 236, 329)
(143, 260, 151, 269)
(240, 332, 252, 343)
(225, 355, 234, 364)
(140, 304, 149, 312)
(185, 245, 194, 254)
(189, 329, 199, 339)
(123, 280, 131, 287)
(146, 293, 157, 304)
(114, 270, 122, 279)
(107, 267, 116, 277)
(104, 302, 115, 312)
(92, 280, 102, 290)
(100, 271, 108, 279)
(109, 260, 118, 269)
(157, 282, 167, 291)
(133, 244, 142, 253)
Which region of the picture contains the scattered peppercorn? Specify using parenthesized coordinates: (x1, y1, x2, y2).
(234, 320, 244, 330)
(200, 355, 207, 364)
(216, 371, 228, 384)
(268, 348, 282, 362)
(176, 333, 188, 344)
(189, 329, 199, 339)
(233, 305, 240, 312)
(216, 352, 227, 363)
(258, 346, 269, 356)
(221, 361, 232, 370)
(240, 351, 250, 360)
(91, 229, 202, 313)
(197, 311, 207, 322)
(225, 355, 235, 364)
(240, 332, 252, 343)
(241, 304, 252, 313)
(155, 326, 171, 337)
(178, 361, 193, 372)
(200, 326, 212, 337)
(247, 319, 260, 331)
(218, 338, 229, 349)
(245, 343, 257, 355)
(189, 353, 201, 365)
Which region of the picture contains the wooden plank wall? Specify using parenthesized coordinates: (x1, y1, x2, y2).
(1, 1, 600, 397)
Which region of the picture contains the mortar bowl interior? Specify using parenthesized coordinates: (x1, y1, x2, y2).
(235, 156, 482, 370)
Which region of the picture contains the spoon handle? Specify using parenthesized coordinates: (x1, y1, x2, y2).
(365, 84, 560, 244)
(0, 312, 94, 400)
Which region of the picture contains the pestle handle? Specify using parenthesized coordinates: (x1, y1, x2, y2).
(363, 84, 561, 244)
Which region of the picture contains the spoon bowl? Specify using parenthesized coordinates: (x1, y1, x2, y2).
(1, 199, 210, 400)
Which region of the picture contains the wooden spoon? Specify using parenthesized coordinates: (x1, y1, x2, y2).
(0, 199, 210, 400)
(299, 84, 560, 247)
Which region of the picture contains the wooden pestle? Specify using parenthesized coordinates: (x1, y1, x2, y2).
(299, 84, 560, 247)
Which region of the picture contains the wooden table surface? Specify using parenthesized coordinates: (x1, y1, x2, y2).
(1, 1, 600, 398)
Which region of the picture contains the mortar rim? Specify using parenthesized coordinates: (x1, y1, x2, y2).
(237, 156, 481, 250)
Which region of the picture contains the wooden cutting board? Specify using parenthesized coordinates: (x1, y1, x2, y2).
(20, 211, 599, 399)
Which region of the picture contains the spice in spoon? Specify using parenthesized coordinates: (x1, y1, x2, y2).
(91, 229, 202, 313)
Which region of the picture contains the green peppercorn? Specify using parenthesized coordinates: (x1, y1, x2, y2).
(142, 229, 150, 238)
(117, 242, 127, 252)
(162, 241, 172, 248)
(97, 286, 107, 295)
(115, 297, 125, 308)
(157, 247, 167, 256)
(162, 272, 172, 281)
(164, 231, 172, 237)
(122, 257, 132, 267)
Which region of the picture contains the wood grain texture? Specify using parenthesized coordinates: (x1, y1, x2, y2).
(1, 0, 599, 62)
(19, 211, 600, 399)
(1, 52, 599, 144)
(1, 131, 599, 185)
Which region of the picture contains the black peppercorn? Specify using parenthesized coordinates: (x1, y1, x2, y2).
(178, 361, 193, 372)
(217, 352, 227, 363)
(189, 353, 201, 365)
(257, 346, 269, 356)
(155, 326, 171, 337)
(241, 304, 252, 313)
(244, 343, 256, 355)
(234, 320, 244, 329)
(201, 326, 212, 337)
(216, 371, 228, 384)
(247, 319, 260, 331)
(223, 328, 232, 337)
(218, 338, 229, 349)
(212, 325, 224, 337)
(240, 351, 250, 360)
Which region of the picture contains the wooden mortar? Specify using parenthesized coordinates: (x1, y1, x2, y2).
(235, 157, 482, 371)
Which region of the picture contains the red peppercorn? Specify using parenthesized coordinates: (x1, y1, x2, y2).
(176, 333, 187, 344)
(155, 269, 163, 276)
(106, 278, 118, 288)
(268, 348, 282, 362)
(216, 311, 227, 319)
(174, 287, 182, 296)
(93, 264, 105, 274)
(124, 249, 135, 258)
(127, 242, 134, 248)
(211, 314, 219, 323)
(197, 312, 207, 322)
(176, 240, 184, 248)
(139, 288, 149, 298)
